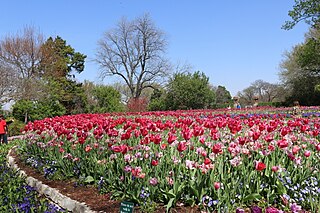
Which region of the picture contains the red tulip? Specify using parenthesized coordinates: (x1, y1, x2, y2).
(280, 127, 290, 137)
(193, 125, 204, 137)
(182, 128, 193, 140)
(112, 144, 128, 154)
(167, 132, 177, 144)
(152, 133, 162, 144)
(264, 134, 274, 143)
(204, 158, 211, 165)
(252, 131, 261, 141)
(268, 144, 275, 151)
(255, 161, 266, 171)
(238, 136, 247, 145)
(212, 143, 223, 154)
(312, 130, 319, 137)
(277, 139, 288, 149)
(177, 141, 188, 152)
(151, 159, 159, 166)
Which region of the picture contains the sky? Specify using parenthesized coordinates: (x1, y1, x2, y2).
(0, 0, 310, 96)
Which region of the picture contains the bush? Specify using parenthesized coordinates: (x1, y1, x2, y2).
(7, 120, 25, 136)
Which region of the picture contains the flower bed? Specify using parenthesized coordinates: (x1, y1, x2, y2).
(18, 107, 320, 212)
(0, 143, 65, 213)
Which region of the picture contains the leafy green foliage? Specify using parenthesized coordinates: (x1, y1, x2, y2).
(165, 71, 215, 110)
(40, 36, 86, 78)
(40, 36, 88, 114)
(280, 28, 320, 106)
(215, 85, 232, 108)
(283, 0, 320, 30)
(12, 99, 66, 123)
(148, 88, 167, 111)
(90, 84, 124, 113)
(7, 119, 25, 136)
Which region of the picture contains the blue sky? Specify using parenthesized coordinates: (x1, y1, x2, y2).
(0, 0, 309, 96)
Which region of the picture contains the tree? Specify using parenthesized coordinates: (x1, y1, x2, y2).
(165, 71, 215, 110)
(215, 85, 232, 108)
(297, 28, 320, 72)
(11, 99, 65, 123)
(279, 30, 320, 106)
(92, 84, 124, 113)
(238, 86, 256, 106)
(95, 14, 171, 99)
(239, 80, 285, 106)
(0, 64, 17, 106)
(40, 36, 86, 79)
(0, 26, 45, 101)
(83, 81, 124, 113)
(283, 0, 320, 30)
(148, 87, 167, 111)
(40, 36, 87, 114)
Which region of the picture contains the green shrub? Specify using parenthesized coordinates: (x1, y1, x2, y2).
(7, 120, 25, 136)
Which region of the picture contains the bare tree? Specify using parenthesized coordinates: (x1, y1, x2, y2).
(238, 86, 255, 106)
(0, 26, 45, 101)
(239, 80, 286, 105)
(95, 14, 171, 99)
(0, 63, 18, 105)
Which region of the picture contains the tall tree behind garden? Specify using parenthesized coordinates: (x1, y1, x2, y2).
(0, 26, 44, 101)
(95, 14, 171, 100)
(281, 0, 320, 105)
(279, 30, 320, 105)
(40, 36, 87, 114)
(215, 85, 232, 108)
(165, 71, 215, 110)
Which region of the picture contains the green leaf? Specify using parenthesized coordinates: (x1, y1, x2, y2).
(243, 193, 262, 202)
(166, 198, 175, 213)
(84, 175, 94, 183)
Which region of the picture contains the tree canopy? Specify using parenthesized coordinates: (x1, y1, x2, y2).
(279, 28, 320, 105)
(37, 36, 87, 114)
(283, 0, 320, 30)
(165, 71, 215, 110)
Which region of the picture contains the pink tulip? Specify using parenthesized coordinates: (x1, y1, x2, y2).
(271, 166, 279, 172)
(214, 182, 221, 190)
(304, 150, 311, 157)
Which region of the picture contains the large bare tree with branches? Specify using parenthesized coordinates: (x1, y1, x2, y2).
(95, 14, 171, 99)
(0, 26, 45, 101)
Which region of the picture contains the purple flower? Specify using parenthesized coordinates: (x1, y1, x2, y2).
(266, 206, 281, 213)
(236, 208, 245, 213)
(290, 203, 302, 213)
(251, 206, 262, 213)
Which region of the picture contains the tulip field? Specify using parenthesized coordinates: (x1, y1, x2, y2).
(17, 107, 320, 212)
